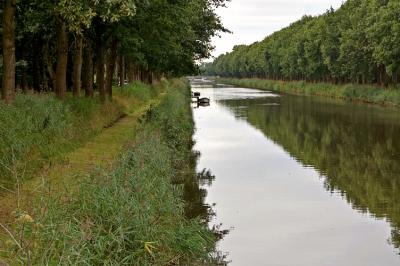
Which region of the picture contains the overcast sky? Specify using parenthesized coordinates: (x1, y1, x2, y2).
(209, 0, 345, 59)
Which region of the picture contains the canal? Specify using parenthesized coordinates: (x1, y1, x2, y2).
(191, 78, 400, 265)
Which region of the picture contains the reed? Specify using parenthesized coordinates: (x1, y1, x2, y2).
(1, 79, 217, 265)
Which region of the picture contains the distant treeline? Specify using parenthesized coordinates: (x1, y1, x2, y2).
(1, 0, 227, 103)
(207, 0, 400, 86)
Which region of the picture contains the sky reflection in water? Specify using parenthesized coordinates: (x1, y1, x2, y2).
(191, 79, 400, 266)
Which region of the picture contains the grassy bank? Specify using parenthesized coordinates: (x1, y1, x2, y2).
(217, 78, 400, 107)
(0, 82, 159, 189)
(1, 80, 217, 265)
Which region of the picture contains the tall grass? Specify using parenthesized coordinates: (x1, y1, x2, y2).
(0, 83, 157, 188)
(2, 79, 218, 265)
(218, 78, 400, 107)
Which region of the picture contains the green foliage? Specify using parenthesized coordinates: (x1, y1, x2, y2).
(21, 0, 136, 34)
(210, 0, 400, 86)
(218, 78, 400, 107)
(115, 0, 228, 77)
(150, 80, 195, 162)
(0, 94, 71, 184)
(12, 0, 227, 91)
(0, 83, 155, 188)
(4, 80, 216, 265)
(114, 81, 153, 102)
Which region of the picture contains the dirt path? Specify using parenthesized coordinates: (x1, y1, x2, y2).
(0, 98, 160, 231)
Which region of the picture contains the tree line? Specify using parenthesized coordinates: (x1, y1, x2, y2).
(1, 0, 227, 103)
(209, 0, 400, 87)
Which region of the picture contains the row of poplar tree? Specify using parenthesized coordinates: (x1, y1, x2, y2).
(1, 0, 227, 103)
(209, 0, 400, 86)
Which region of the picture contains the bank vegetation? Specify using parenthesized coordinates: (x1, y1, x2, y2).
(207, 0, 400, 104)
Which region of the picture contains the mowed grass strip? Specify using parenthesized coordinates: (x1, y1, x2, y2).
(0, 82, 163, 237)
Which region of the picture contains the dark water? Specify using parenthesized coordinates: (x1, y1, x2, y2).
(191, 78, 400, 266)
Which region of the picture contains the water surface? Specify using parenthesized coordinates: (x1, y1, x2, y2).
(191, 79, 400, 266)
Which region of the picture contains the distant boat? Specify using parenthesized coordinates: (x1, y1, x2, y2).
(198, 102, 210, 107)
(198, 97, 210, 104)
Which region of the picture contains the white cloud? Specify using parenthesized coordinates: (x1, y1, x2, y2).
(209, 0, 345, 59)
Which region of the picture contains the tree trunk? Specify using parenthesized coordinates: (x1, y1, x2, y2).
(148, 71, 153, 84)
(20, 42, 28, 92)
(133, 64, 138, 81)
(119, 55, 125, 87)
(82, 39, 94, 97)
(55, 18, 68, 100)
(2, 0, 16, 103)
(43, 43, 56, 91)
(96, 41, 106, 102)
(21, 71, 28, 92)
(72, 34, 83, 97)
(32, 38, 41, 91)
(127, 62, 135, 83)
(105, 39, 118, 99)
(139, 68, 144, 82)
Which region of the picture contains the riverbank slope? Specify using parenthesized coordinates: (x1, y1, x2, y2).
(1, 80, 217, 265)
(217, 78, 400, 107)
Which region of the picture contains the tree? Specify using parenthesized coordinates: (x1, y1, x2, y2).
(367, 0, 400, 85)
(72, 34, 83, 96)
(209, 0, 400, 86)
(54, 17, 68, 99)
(2, 0, 227, 102)
(2, 0, 17, 103)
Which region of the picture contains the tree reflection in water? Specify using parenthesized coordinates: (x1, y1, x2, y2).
(221, 94, 400, 251)
(175, 148, 229, 264)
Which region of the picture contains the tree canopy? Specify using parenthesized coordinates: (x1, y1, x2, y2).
(209, 0, 400, 86)
(1, 0, 228, 102)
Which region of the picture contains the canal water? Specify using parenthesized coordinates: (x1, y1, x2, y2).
(191, 78, 400, 266)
